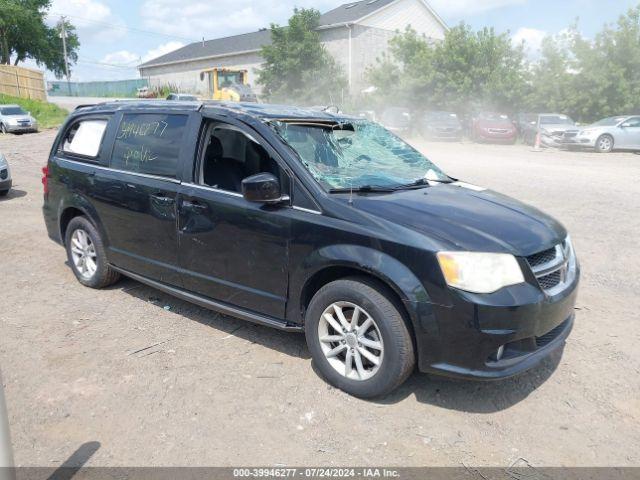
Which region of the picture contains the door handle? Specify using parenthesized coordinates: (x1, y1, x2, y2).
(181, 199, 207, 212)
(150, 193, 175, 205)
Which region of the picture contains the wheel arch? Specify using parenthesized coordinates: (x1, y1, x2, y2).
(291, 245, 437, 342)
(58, 196, 109, 247)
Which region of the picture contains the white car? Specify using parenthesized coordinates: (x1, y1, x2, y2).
(568, 115, 640, 153)
(0, 105, 38, 134)
(0, 152, 12, 196)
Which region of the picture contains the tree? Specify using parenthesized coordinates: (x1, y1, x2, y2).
(257, 8, 347, 104)
(0, 0, 79, 78)
(366, 23, 529, 114)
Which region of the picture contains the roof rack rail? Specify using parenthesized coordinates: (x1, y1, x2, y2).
(74, 104, 97, 110)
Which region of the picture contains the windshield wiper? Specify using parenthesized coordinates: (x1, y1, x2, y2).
(329, 185, 396, 194)
(390, 178, 445, 191)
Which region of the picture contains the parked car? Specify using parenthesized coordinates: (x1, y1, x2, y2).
(566, 115, 640, 153)
(379, 107, 411, 134)
(420, 111, 463, 141)
(166, 93, 198, 101)
(471, 112, 517, 144)
(0, 152, 12, 196)
(521, 114, 579, 147)
(0, 105, 38, 134)
(42, 101, 579, 398)
(136, 87, 155, 99)
(515, 113, 537, 137)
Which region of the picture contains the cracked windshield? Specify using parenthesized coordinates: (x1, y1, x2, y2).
(273, 120, 449, 190)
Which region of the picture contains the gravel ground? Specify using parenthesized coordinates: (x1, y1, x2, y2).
(0, 130, 639, 468)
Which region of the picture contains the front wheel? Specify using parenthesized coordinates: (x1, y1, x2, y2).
(595, 134, 614, 153)
(305, 278, 415, 398)
(0, 124, 7, 134)
(65, 216, 120, 288)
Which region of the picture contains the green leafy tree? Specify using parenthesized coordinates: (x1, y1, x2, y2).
(257, 8, 347, 104)
(0, 0, 79, 78)
(366, 23, 529, 115)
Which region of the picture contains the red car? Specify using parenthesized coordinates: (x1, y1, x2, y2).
(471, 113, 517, 144)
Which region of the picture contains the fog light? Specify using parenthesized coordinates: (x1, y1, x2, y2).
(495, 345, 505, 361)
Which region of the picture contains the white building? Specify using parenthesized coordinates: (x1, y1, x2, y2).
(137, 0, 447, 95)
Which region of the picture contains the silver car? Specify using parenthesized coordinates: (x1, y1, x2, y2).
(570, 115, 640, 153)
(0, 104, 38, 134)
(0, 152, 12, 196)
(522, 113, 579, 147)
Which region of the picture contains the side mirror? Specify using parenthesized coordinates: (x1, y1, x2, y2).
(620, 122, 631, 128)
(241, 173, 288, 204)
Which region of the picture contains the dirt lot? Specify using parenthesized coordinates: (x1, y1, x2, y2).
(1, 130, 639, 468)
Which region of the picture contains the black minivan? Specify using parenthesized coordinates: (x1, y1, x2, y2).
(43, 101, 579, 398)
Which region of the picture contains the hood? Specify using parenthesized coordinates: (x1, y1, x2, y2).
(541, 124, 577, 133)
(346, 183, 565, 256)
(477, 119, 514, 130)
(4, 114, 33, 123)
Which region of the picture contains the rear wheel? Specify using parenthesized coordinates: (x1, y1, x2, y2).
(65, 216, 120, 288)
(595, 134, 614, 153)
(305, 278, 415, 398)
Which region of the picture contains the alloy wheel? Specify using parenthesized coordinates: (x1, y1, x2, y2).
(70, 229, 98, 279)
(317, 301, 384, 381)
(598, 136, 612, 152)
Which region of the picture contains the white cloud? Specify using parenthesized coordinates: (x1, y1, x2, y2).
(101, 50, 140, 65)
(138, 0, 339, 39)
(512, 27, 547, 55)
(47, 0, 127, 40)
(427, 0, 526, 17)
(142, 41, 185, 63)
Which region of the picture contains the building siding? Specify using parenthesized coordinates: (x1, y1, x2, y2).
(139, 51, 264, 96)
(358, 0, 446, 40)
(137, 0, 446, 97)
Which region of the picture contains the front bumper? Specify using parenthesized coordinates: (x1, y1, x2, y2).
(5, 123, 37, 133)
(564, 135, 597, 148)
(0, 178, 11, 191)
(476, 131, 517, 143)
(415, 269, 579, 380)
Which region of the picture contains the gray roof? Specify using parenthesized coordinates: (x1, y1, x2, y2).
(139, 29, 272, 68)
(139, 0, 403, 69)
(318, 0, 397, 26)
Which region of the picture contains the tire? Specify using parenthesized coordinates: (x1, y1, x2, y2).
(65, 216, 120, 288)
(0, 124, 6, 134)
(595, 134, 614, 153)
(0, 190, 8, 197)
(305, 277, 415, 398)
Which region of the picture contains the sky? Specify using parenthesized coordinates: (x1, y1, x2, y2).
(30, 0, 640, 81)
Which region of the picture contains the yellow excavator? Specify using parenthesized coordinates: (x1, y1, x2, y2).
(199, 68, 258, 102)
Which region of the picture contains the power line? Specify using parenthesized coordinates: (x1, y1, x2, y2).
(49, 11, 198, 42)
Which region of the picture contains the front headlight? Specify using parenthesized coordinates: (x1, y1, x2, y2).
(437, 251, 525, 294)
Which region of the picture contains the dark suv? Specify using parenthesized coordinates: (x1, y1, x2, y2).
(42, 101, 579, 398)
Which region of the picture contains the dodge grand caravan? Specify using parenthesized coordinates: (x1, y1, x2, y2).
(42, 101, 579, 398)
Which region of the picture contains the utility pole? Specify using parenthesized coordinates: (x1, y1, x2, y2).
(59, 16, 71, 96)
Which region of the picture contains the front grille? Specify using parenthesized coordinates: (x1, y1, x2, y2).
(538, 270, 561, 289)
(526, 247, 556, 268)
(526, 241, 575, 295)
(536, 320, 568, 348)
(0, 169, 7, 180)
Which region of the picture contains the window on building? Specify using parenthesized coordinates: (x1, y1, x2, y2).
(111, 113, 188, 178)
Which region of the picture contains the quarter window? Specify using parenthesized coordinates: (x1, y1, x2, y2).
(62, 119, 108, 158)
(111, 113, 188, 178)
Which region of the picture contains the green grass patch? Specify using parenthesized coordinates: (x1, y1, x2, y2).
(0, 94, 69, 129)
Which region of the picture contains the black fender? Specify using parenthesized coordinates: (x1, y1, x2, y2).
(288, 244, 439, 339)
(56, 193, 110, 249)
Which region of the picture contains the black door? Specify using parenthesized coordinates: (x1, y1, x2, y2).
(92, 111, 191, 286)
(177, 120, 291, 319)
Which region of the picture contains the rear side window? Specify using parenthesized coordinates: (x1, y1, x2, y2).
(62, 119, 108, 158)
(111, 113, 188, 178)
